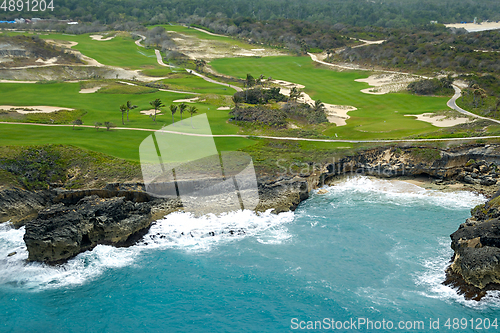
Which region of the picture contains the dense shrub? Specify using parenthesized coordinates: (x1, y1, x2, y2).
(230, 106, 287, 128)
(408, 77, 454, 95)
(234, 88, 288, 104)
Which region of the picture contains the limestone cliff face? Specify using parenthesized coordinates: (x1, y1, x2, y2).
(23, 196, 153, 264)
(446, 194, 500, 296)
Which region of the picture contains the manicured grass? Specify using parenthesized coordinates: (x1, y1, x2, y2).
(0, 124, 257, 162)
(159, 73, 236, 95)
(0, 82, 239, 134)
(211, 56, 451, 140)
(10, 31, 160, 70)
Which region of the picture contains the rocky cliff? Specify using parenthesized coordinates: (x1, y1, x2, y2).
(444, 193, 500, 300)
(4, 143, 500, 265)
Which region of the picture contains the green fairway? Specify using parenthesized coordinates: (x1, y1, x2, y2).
(158, 73, 236, 95)
(0, 82, 239, 133)
(210, 56, 451, 140)
(0, 124, 256, 161)
(9, 31, 160, 70)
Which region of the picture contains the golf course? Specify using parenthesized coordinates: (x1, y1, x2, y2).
(2, 25, 500, 162)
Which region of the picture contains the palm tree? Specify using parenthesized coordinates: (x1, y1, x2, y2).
(188, 106, 198, 128)
(126, 101, 137, 122)
(178, 102, 187, 121)
(232, 95, 244, 107)
(290, 87, 301, 102)
(120, 104, 127, 125)
(314, 100, 325, 112)
(169, 104, 178, 125)
(245, 74, 255, 89)
(149, 98, 164, 122)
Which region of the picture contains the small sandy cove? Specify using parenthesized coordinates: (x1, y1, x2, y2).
(272, 79, 356, 126)
(0, 106, 74, 113)
(405, 113, 470, 127)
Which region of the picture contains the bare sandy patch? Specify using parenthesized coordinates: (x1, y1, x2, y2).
(90, 35, 115, 41)
(355, 74, 419, 95)
(140, 109, 163, 116)
(0, 105, 74, 113)
(173, 97, 199, 103)
(217, 106, 231, 110)
(35, 57, 58, 65)
(46, 40, 78, 49)
(166, 30, 285, 60)
(79, 86, 102, 94)
(324, 105, 358, 126)
(0, 80, 36, 83)
(405, 113, 470, 127)
(445, 22, 500, 32)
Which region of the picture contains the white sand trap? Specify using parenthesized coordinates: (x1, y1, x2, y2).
(325, 105, 358, 126)
(172, 38, 185, 41)
(251, 49, 265, 51)
(173, 97, 199, 103)
(46, 40, 78, 48)
(0, 105, 74, 113)
(355, 74, 418, 95)
(217, 106, 231, 110)
(140, 109, 163, 116)
(445, 22, 500, 32)
(79, 86, 102, 94)
(35, 57, 58, 64)
(90, 35, 115, 41)
(405, 113, 470, 127)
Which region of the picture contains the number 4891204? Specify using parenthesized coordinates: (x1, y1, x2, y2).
(1, 0, 55, 12)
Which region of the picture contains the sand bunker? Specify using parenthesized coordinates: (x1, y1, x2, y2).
(35, 57, 58, 65)
(173, 97, 199, 103)
(90, 35, 115, 41)
(0, 80, 36, 83)
(405, 113, 470, 127)
(324, 105, 358, 126)
(79, 86, 102, 94)
(46, 40, 78, 49)
(0, 105, 74, 113)
(217, 106, 231, 110)
(140, 109, 163, 116)
(355, 74, 419, 95)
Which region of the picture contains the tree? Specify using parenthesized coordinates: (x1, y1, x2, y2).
(195, 59, 207, 72)
(188, 106, 198, 128)
(120, 104, 127, 125)
(257, 74, 265, 87)
(72, 119, 83, 130)
(169, 104, 178, 125)
(94, 121, 102, 131)
(232, 95, 244, 107)
(245, 74, 255, 89)
(314, 100, 325, 112)
(126, 100, 137, 122)
(289, 87, 302, 102)
(104, 121, 115, 131)
(178, 102, 187, 121)
(149, 98, 164, 122)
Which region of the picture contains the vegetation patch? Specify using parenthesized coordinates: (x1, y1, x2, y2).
(98, 83, 158, 94)
(408, 77, 454, 96)
(409, 147, 441, 162)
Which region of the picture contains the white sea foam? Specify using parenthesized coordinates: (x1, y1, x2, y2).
(416, 238, 500, 310)
(318, 176, 486, 209)
(0, 210, 294, 290)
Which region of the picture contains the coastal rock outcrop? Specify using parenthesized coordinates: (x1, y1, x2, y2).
(0, 187, 54, 225)
(445, 194, 500, 299)
(24, 195, 152, 263)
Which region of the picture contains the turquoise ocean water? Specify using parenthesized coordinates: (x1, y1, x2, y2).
(1, 176, 500, 332)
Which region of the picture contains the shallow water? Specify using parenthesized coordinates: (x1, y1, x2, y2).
(1, 176, 499, 332)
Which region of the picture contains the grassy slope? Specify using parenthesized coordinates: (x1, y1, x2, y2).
(8, 31, 160, 70)
(210, 56, 451, 140)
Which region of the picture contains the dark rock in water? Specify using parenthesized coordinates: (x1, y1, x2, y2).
(7, 252, 16, 257)
(446, 194, 500, 299)
(24, 195, 152, 264)
(480, 178, 497, 186)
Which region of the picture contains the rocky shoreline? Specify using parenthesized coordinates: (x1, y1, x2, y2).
(2, 143, 500, 294)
